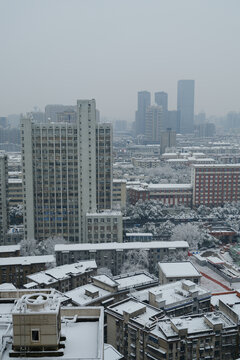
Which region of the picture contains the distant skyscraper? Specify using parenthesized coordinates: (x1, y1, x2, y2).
(160, 128, 176, 154)
(135, 91, 151, 136)
(145, 105, 163, 144)
(167, 110, 178, 133)
(45, 104, 76, 122)
(177, 80, 195, 134)
(155, 92, 168, 130)
(0, 153, 8, 244)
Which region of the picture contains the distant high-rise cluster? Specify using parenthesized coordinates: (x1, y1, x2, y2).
(0, 153, 8, 244)
(135, 80, 195, 147)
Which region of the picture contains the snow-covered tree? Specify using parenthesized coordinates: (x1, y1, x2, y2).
(20, 238, 40, 256)
(97, 267, 113, 277)
(170, 223, 214, 250)
(121, 249, 149, 274)
(37, 236, 66, 255)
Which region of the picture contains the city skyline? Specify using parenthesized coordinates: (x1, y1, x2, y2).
(1, 0, 240, 120)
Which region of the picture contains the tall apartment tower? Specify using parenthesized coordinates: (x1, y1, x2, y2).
(135, 91, 151, 136)
(21, 100, 98, 243)
(145, 105, 163, 144)
(177, 80, 195, 134)
(96, 123, 112, 210)
(0, 153, 8, 244)
(155, 92, 168, 130)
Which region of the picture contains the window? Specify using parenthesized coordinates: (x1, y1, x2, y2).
(31, 329, 40, 342)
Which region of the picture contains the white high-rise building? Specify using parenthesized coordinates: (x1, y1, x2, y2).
(145, 105, 163, 143)
(21, 100, 98, 243)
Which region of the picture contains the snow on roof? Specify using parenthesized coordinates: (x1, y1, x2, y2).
(159, 262, 201, 278)
(126, 233, 153, 237)
(104, 344, 123, 360)
(113, 179, 127, 183)
(86, 210, 122, 217)
(0, 283, 16, 290)
(28, 260, 97, 285)
(193, 163, 240, 168)
(114, 273, 156, 290)
(0, 245, 20, 253)
(65, 284, 111, 306)
(93, 275, 118, 287)
(8, 178, 22, 184)
(211, 292, 240, 307)
(55, 241, 189, 252)
(0, 255, 55, 266)
(207, 256, 225, 265)
(23, 282, 38, 289)
(131, 280, 209, 305)
(148, 183, 192, 190)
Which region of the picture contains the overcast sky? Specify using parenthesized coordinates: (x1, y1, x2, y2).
(0, 0, 239, 120)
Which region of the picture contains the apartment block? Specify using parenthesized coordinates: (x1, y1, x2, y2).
(0, 153, 8, 244)
(96, 123, 113, 210)
(0, 255, 54, 287)
(86, 211, 122, 243)
(192, 164, 240, 207)
(112, 179, 126, 209)
(26, 260, 97, 292)
(159, 261, 202, 285)
(128, 183, 193, 207)
(55, 241, 189, 275)
(145, 105, 163, 143)
(8, 178, 22, 206)
(106, 297, 239, 360)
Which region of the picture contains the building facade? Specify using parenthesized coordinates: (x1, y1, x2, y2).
(160, 128, 176, 154)
(177, 79, 195, 134)
(135, 91, 151, 136)
(155, 91, 168, 129)
(0, 153, 8, 244)
(112, 179, 127, 209)
(192, 164, 240, 207)
(145, 105, 163, 143)
(86, 211, 122, 243)
(55, 241, 189, 275)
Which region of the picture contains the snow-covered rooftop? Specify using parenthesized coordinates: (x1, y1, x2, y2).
(66, 283, 111, 306)
(114, 273, 156, 290)
(0, 255, 54, 266)
(55, 241, 189, 252)
(159, 261, 201, 278)
(0, 245, 20, 253)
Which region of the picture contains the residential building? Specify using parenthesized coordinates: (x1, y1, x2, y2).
(145, 105, 163, 143)
(0, 255, 54, 287)
(55, 241, 189, 275)
(86, 211, 122, 243)
(26, 260, 97, 292)
(192, 164, 240, 207)
(0, 153, 8, 244)
(125, 233, 153, 242)
(128, 183, 193, 207)
(21, 100, 98, 242)
(106, 298, 239, 360)
(132, 157, 161, 168)
(160, 128, 176, 154)
(135, 91, 151, 136)
(112, 179, 127, 209)
(0, 244, 20, 257)
(96, 123, 113, 210)
(177, 79, 195, 134)
(158, 261, 202, 284)
(8, 178, 22, 206)
(131, 279, 211, 316)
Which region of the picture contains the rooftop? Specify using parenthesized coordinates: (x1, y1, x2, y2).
(55, 241, 189, 252)
(0, 255, 54, 266)
(159, 261, 201, 278)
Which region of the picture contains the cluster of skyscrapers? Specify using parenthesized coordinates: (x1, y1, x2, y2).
(135, 79, 195, 143)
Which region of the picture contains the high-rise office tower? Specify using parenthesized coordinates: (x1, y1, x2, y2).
(160, 128, 176, 154)
(145, 105, 163, 144)
(177, 80, 195, 134)
(96, 123, 112, 210)
(21, 100, 99, 243)
(155, 92, 168, 129)
(135, 91, 151, 136)
(167, 110, 178, 132)
(0, 153, 8, 244)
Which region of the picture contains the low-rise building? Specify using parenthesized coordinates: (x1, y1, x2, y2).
(86, 211, 123, 243)
(0, 255, 55, 287)
(132, 157, 161, 168)
(0, 244, 20, 257)
(106, 297, 239, 360)
(128, 183, 193, 207)
(131, 279, 211, 316)
(125, 233, 153, 242)
(25, 260, 97, 292)
(55, 241, 189, 276)
(158, 261, 202, 284)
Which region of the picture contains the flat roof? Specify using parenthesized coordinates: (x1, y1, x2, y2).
(0, 255, 54, 266)
(55, 241, 189, 252)
(0, 245, 20, 253)
(192, 163, 240, 168)
(159, 262, 201, 278)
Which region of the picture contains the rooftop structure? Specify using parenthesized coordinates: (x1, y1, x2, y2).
(158, 261, 201, 284)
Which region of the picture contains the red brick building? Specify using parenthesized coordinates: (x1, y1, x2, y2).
(192, 164, 240, 207)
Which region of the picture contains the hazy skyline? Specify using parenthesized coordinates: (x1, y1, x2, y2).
(0, 0, 240, 120)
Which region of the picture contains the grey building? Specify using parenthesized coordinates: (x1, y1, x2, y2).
(160, 128, 176, 154)
(177, 79, 195, 134)
(155, 91, 168, 129)
(135, 91, 151, 136)
(145, 105, 163, 143)
(0, 153, 8, 244)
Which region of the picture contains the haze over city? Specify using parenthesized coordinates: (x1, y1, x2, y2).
(1, 0, 240, 119)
